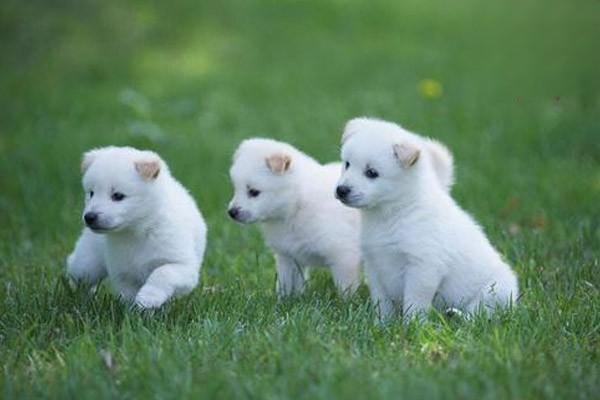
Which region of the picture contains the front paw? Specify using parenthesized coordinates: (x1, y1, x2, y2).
(445, 307, 472, 321)
(64, 275, 99, 295)
(65, 274, 79, 291)
(403, 307, 429, 324)
(134, 286, 169, 309)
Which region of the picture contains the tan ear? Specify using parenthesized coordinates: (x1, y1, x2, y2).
(135, 159, 161, 180)
(393, 143, 420, 168)
(81, 149, 99, 174)
(265, 153, 292, 174)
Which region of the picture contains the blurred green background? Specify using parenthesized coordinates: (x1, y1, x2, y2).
(1, 0, 599, 398)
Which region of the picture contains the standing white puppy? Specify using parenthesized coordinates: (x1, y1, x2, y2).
(66, 146, 207, 309)
(227, 138, 362, 297)
(336, 118, 518, 321)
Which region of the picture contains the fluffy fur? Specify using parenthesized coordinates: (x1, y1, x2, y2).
(66, 146, 207, 309)
(228, 138, 361, 297)
(336, 117, 518, 321)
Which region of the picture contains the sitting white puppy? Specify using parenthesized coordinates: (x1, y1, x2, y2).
(336, 118, 518, 321)
(227, 138, 362, 297)
(66, 146, 207, 309)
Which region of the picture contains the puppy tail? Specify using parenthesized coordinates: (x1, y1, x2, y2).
(426, 138, 454, 191)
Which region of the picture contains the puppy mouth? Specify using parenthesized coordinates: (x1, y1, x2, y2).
(338, 195, 366, 208)
(231, 214, 255, 224)
(86, 223, 120, 233)
(227, 208, 256, 224)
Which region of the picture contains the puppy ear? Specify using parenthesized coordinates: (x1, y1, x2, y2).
(393, 143, 420, 168)
(341, 128, 356, 145)
(81, 149, 100, 174)
(135, 159, 161, 180)
(341, 118, 366, 145)
(265, 153, 292, 174)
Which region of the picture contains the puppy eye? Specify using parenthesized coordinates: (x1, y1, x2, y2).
(344, 161, 350, 170)
(365, 168, 379, 179)
(111, 192, 126, 202)
(247, 188, 261, 198)
(89, 191, 94, 198)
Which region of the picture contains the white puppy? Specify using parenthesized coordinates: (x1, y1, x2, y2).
(66, 146, 207, 309)
(227, 138, 362, 297)
(336, 118, 518, 321)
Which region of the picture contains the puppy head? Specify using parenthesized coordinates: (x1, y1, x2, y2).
(336, 118, 424, 209)
(80, 146, 164, 233)
(228, 138, 297, 224)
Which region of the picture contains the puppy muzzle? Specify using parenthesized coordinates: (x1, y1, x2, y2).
(335, 185, 352, 201)
(227, 206, 253, 223)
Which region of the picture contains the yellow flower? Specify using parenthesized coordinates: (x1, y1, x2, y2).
(418, 79, 443, 99)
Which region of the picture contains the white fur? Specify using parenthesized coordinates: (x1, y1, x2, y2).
(337, 117, 518, 321)
(228, 138, 361, 297)
(66, 146, 207, 309)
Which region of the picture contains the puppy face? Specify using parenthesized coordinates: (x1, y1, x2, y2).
(336, 119, 422, 209)
(80, 147, 161, 233)
(228, 139, 296, 224)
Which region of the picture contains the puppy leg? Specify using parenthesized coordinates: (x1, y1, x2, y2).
(465, 278, 517, 317)
(330, 257, 361, 297)
(402, 267, 441, 321)
(480, 268, 519, 314)
(275, 254, 305, 298)
(365, 266, 394, 322)
(66, 228, 107, 285)
(135, 264, 199, 309)
(117, 284, 140, 303)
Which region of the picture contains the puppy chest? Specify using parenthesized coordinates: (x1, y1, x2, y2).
(364, 246, 411, 290)
(104, 241, 159, 287)
(266, 232, 324, 267)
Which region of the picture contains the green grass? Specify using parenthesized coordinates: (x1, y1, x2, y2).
(1, 0, 599, 398)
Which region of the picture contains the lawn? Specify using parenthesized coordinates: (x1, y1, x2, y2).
(1, 0, 599, 398)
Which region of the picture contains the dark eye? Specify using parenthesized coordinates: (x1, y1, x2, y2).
(344, 161, 350, 170)
(89, 191, 94, 198)
(111, 192, 126, 202)
(365, 168, 379, 179)
(247, 188, 261, 198)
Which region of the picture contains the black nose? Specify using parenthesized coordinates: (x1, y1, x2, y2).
(228, 207, 240, 220)
(84, 212, 98, 226)
(336, 185, 351, 199)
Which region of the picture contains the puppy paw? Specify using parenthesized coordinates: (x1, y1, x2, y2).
(64, 274, 79, 291)
(64, 275, 100, 295)
(134, 286, 169, 309)
(445, 307, 463, 318)
(445, 307, 472, 321)
(403, 310, 428, 324)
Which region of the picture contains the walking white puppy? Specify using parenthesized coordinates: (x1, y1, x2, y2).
(336, 118, 518, 321)
(66, 146, 207, 309)
(227, 138, 362, 297)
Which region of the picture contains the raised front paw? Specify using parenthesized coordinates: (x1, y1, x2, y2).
(134, 286, 169, 309)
